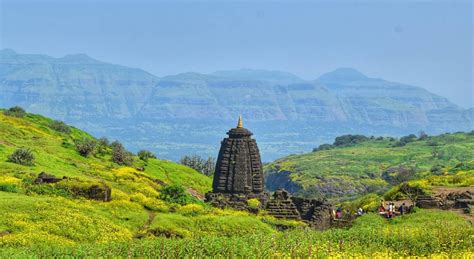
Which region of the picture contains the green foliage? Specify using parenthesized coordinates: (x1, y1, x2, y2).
(159, 184, 195, 205)
(4, 106, 26, 118)
(74, 138, 96, 157)
(393, 134, 417, 147)
(49, 120, 71, 134)
(111, 141, 133, 165)
(334, 134, 369, 147)
(7, 148, 35, 166)
(179, 155, 215, 176)
(137, 150, 156, 162)
(247, 198, 261, 210)
(96, 137, 110, 155)
(313, 143, 334, 152)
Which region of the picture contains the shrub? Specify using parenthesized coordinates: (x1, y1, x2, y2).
(381, 166, 417, 185)
(111, 141, 133, 166)
(176, 204, 205, 216)
(246, 198, 261, 210)
(96, 137, 110, 155)
(75, 138, 96, 157)
(7, 148, 35, 165)
(137, 150, 156, 162)
(0, 176, 22, 193)
(159, 184, 194, 205)
(49, 120, 71, 134)
(393, 134, 417, 147)
(4, 106, 26, 117)
(313, 143, 334, 152)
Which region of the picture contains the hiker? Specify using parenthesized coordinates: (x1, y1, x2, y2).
(378, 200, 386, 213)
(336, 207, 342, 219)
(398, 203, 406, 215)
(387, 203, 394, 219)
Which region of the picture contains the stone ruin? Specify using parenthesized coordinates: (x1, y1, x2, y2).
(417, 191, 473, 210)
(35, 172, 66, 184)
(34, 172, 112, 202)
(205, 117, 332, 229)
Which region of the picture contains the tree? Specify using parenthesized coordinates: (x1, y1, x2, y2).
(333, 134, 369, 147)
(49, 120, 71, 134)
(96, 137, 110, 155)
(399, 183, 425, 206)
(75, 138, 97, 157)
(179, 155, 215, 176)
(4, 106, 26, 118)
(418, 131, 429, 140)
(111, 141, 133, 165)
(8, 148, 35, 165)
(138, 150, 157, 162)
(313, 143, 334, 152)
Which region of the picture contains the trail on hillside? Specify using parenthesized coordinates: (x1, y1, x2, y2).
(134, 211, 156, 239)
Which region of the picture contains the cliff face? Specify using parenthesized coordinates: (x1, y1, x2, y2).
(1, 49, 472, 160)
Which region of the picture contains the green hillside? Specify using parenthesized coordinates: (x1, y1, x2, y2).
(0, 109, 472, 257)
(265, 132, 474, 200)
(0, 109, 290, 247)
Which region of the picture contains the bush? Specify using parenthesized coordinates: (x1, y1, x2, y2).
(381, 166, 417, 185)
(159, 184, 195, 205)
(176, 204, 205, 216)
(7, 148, 35, 165)
(246, 198, 261, 210)
(313, 143, 334, 152)
(4, 106, 26, 117)
(393, 134, 417, 147)
(111, 141, 133, 166)
(137, 150, 156, 162)
(333, 134, 369, 147)
(49, 120, 71, 134)
(75, 138, 96, 157)
(96, 137, 110, 155)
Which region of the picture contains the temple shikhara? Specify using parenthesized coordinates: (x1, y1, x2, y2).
(206, 116, 333, 229)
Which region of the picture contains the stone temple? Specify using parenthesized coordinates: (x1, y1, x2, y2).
(206, 117, 333, 229)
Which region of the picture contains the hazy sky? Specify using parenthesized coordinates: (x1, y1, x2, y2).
(1, 0, 473, 108)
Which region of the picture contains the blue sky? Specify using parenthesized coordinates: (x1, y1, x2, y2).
(1, 0, 472, 108)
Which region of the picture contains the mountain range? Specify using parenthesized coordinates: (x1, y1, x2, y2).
(1, 49, 472, 161)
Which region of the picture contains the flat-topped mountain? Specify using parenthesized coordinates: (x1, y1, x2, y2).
(1, 49, 472, 160)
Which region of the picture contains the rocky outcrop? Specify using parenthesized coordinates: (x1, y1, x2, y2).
(35, 172, 66, 184)
(417, 191, 473, 209)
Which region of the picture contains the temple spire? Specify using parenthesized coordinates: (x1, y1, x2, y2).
(237, 115, 243, 128)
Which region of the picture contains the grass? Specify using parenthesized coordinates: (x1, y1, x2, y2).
(1, 210, 472, 257)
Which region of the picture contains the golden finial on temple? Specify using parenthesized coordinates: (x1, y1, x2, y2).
(237, 115, 243, 128)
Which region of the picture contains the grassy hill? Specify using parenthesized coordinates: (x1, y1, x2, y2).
(0, 109, 472, 257)
(265, 132, 474, 200)
(0, 109, 291, 247)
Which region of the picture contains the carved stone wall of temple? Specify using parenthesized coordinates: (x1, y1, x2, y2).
(212, 116, 265, 194)
(205, 117, 332, 229)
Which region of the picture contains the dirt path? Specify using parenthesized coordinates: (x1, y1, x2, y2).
(134, 211, 156, 239)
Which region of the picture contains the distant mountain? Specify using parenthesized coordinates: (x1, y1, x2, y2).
(1, 49, 472, 161)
